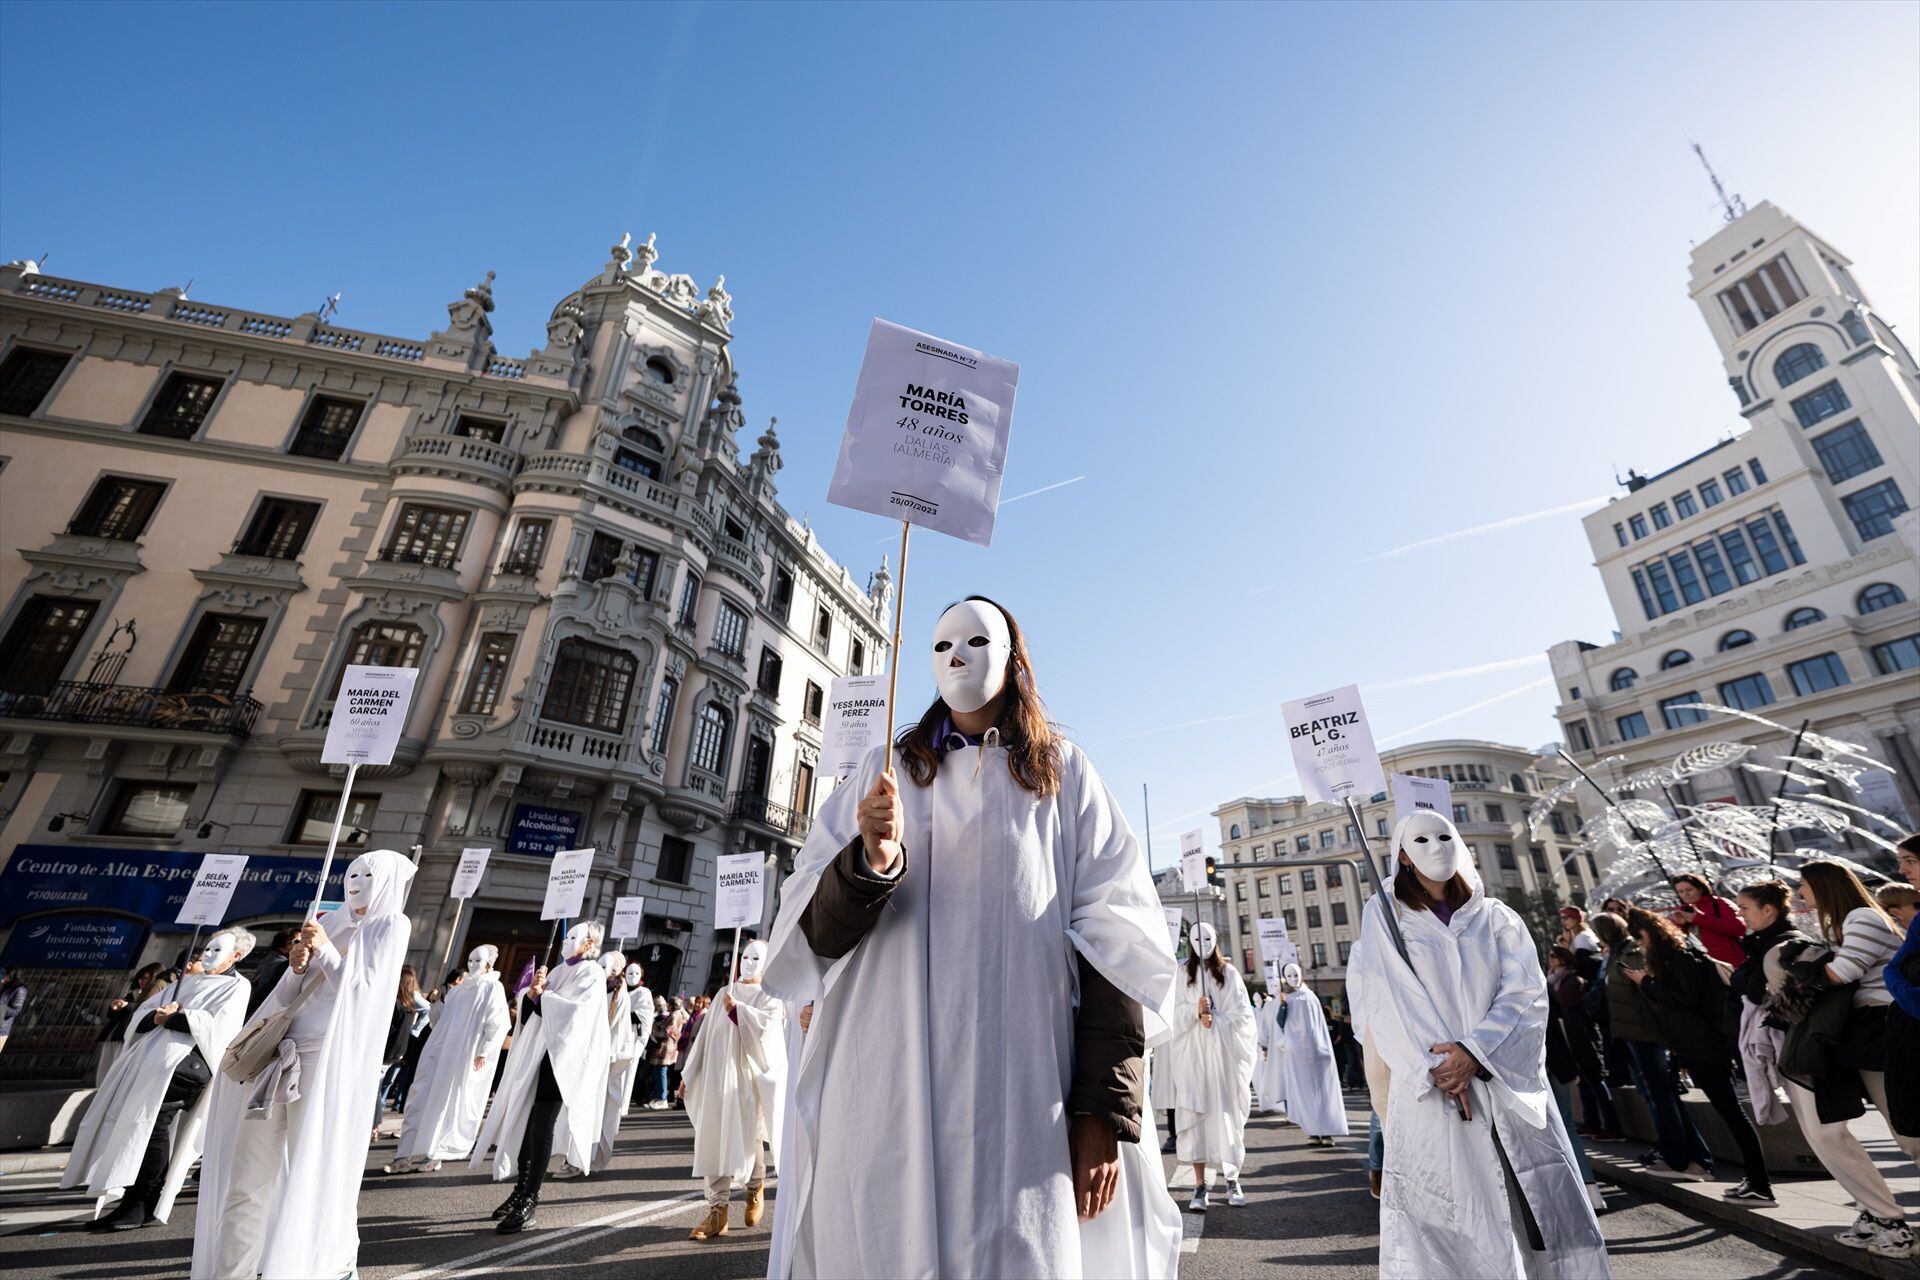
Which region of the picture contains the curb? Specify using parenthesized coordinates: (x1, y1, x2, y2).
(1591, 1152, 1910, 1280)
(0, 1149, 68, 1177)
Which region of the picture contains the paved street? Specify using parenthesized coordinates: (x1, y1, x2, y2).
(0, 1097, 1842, 1279)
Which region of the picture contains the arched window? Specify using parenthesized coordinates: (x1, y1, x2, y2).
(691, 702, 732, 773)
(1718, 630, 1756, 652)
(1858, 582, 1908, 614)
(542, 639, 636, 732)
(644, 357, 676, 386)
(1783, 607, 1825, 630)
(1609, 668, 1638, 691)
(1773, 343, 1828, 389)
(1509, 773, 1528, 794)
(1229, 823, 1241, 840)
(336, 622, 425, 694)
(1660, 649, 1693, 670)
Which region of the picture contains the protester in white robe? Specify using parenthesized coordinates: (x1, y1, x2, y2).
(1254, 992, 1288, 1116)
(1277, 963, 1348, 1144)
(64, 928, 255, 1230)
(190, 848, 415, 1280)
(470, 920, 612, 1234)
(1167, 921, 1256, 1210)
(766, 998, 812, 1280)
(590, 958, 653, 1168)
(679, 938, 787, 1239)
(386, 944, 509, 1173)
(763, 595, 1182, 1280)
(1348, 810, 1612, 1280)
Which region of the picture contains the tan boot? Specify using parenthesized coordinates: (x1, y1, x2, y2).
(744, 1186, 765, 1227)
(689, 1203, 729, 1241)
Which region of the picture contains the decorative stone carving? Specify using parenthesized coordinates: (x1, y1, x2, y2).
(661, 274, 700, 309)
(697, 276, 733, 331)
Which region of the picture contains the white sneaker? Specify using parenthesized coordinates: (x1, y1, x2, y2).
(552, 1161, 585, 1179)
(1838, 1210, 1877, 1248)
(1226, 1180, 1246, 1207)
(1187, 1189, 1208, 1213)
(381, 1157, 417, 1175)
(1866, 1217, 1915, 1259)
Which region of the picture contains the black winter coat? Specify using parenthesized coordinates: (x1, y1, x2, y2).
(1640, 940, 1737, 1064)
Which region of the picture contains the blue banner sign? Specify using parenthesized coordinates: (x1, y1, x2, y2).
(0, 846, 347, 933)
(0, 914, 149, 969)
(509, 804, 583, 857)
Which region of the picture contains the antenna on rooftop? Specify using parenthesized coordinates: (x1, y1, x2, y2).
(318, 292, 342, 324)
(1691, 142, 1746, 224)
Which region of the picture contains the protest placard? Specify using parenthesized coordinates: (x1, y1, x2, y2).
(541, 848, 595, 921)
(1282, 684, 1386, 804)
(1180, 829, 1207, 893)
(823, 675, 888, 780)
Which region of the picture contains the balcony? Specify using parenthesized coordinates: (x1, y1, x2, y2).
(396, 432, 522, 490)
(0, 680, 261, 737)
(730, 791, 813, 841)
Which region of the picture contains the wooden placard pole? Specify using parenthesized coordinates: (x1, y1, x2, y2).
(883, 520, 910, 772)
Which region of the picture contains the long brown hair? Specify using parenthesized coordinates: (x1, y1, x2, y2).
(1798, 860, 1892, 944)
(1626, 907, 1687, 978)
(897, 596, 1063, 798)
(1185, 948, 1228, 988)
(395, 964, 420, 1009)
(1393, 861, 1470, 913)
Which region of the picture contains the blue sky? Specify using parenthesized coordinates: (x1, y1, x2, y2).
(4, 1, 1915, 868)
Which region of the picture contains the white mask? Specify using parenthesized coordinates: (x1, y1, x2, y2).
(624, 964, 643, 988)
(599, 950, 626, 977)
(1394, 810, 1465, 883)
(565, 922, 602, 960)
(931, 600, 1012, 715)
(737, 939, 769, 981)
(1190, 922, 1218, 959)
(344, 863, 374, 913)
(200, 933, 239, 974)
(466, 945, 497, 976)
(1281, 962, 1303, 991)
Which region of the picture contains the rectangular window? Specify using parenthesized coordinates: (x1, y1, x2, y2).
(793, 760, 817, 821)
(1279, 875, 1292, 892)
(1283, 909, 1296, 930)
(1842, 479, 1909, 541)
(1294, 835, 1310, 852)
(1485, 802, 1505, 821)
(1496, 843, 1517, 870)
(139, 372, 223, 439)
(382, 504, 468, 568)
(715, 602, 748, 659)
(460, 633, 516, 715)
(288, 396, 363, 460)
(1326, 865, 1342, 887)
(1673, 492, 1698, 519)
(1550, 812, 1569, 836)
(1667, 549, 1705, 604)
(340, 622, 425, 683)
(1691, 538, 1731, 595)
(625, 547, 659, 597)
(1306, 906, 1322, 928)
(102, 781, 195, 836)
(70, 476, 166, 540)
(1750, 459, 1769, 486)
(167, 614, 264, 696)
(582, 531, 622, 583)
(1812, 421, 1883, 485)
(677, 573, 701, 628)
(656, 834, 693, 884)
(1644, 560, 1679, 614)
(1451, 803, 1469, 824)
(1717, 672, 1776, 711)
(803, 680, 824, 727)
(814, 605, 833, 651)
(850, 637, 867, 676)
(1649, 502, 1671, 530)
(769, 565, 796, 620)
(650, 677, 677, 754)
(756, 646, 783, 698)
(1724, 467, 1750, 496)
(291, 790, 379, 845)
(501, 519, 550, 574)
(1871, 635, 1920, 675)
(453, 414, 505, 443)
(1631, 568, 1657, 621)
(1531, 846, 1549, 874)
(612, 447, 660, 479)
(1312, 942, 1328, 967)
(236, 497, 320, 559)
(1660, 692, 1707, 729)
(543, 641, 635, 732)
(1719, 526, 1759, 585)
(1772, 511, 1806, 566)
(1786, 652, 1850, 696)
(1745, 517, 1790, 576)
(1616, 711, 1650, 741)
(1613, 522, 1627, 548)
(1302, 869, 1317, 890)
(1699, 478, 1723, 508)
(1376, 817, 1388, 836)
(0, 347, 70, 415)
(1331, 902, 1349, 926)
(1317, 829, 1334, 848)
(0, 596, 97, 693)
(1337, 940, 1353, 965)
(1791, 380, 1851, 428)
(1628, 514, 1648, 540)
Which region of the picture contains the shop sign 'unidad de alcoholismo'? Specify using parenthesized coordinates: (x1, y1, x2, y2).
(826, 319, 1019, 547)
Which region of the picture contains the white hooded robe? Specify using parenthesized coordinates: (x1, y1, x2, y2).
(763, 739, 1182, 1280)
(682, 977, 786, 1180)
(1347, 846, 1611, 1280)
(189, 848, 415, 1280)
(471, 951, 611, 1179)
(596, 980, 651, 1165)
(1167, 959, 1257, 1175)
(1279, 984, 1349, 1137)
(1254, 998, 1288, 1115)
(62, 969, 249, 1218)
(393, 969, 509, 1163)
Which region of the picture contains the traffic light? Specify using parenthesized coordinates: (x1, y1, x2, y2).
(1205, 855, 1223, 888)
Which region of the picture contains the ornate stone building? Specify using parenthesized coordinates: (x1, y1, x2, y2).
(0, 234, 889, 1065)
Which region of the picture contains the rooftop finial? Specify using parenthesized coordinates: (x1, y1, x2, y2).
(465, 270, 497, 312)
(1691, 142, 1746, 224)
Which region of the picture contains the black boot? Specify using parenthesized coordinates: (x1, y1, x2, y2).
(88, 1194, 153, 1233)
(491, 1189, 529, 1221)
(496, 1194, 537, 1234)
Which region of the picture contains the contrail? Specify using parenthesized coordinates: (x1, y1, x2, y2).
(1002, 474, 1086, 504)
(1364, 495, 1611, 561)
(1376, 674, 1556, 745)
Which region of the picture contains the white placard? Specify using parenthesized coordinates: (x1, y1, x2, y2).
(823, 675, 889, 781)
(1162, 905, 1185, 948)
(322, 664, 420, 766)
(714, 852, 767, 929)
(449, 847, 491, 900)
(611, 895, 646, 940)
(176, 854, 250, 926)
(1264, 961, 1279, 992)
(540, 847, 596, 921)
(1256, 915, 1293, 967)
(1179, 829, 1207, 894)
(1390, 773, 1453, 831)
(1283, 683, 1387, 805)
(825, 318, 1020, 548)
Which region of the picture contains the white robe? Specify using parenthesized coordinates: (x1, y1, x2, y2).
(1254, 1000, 1287, 1115)
(471, 953, 611, 1179)
(1279, 985, 1348, 1137)
(764, 739, 1182, 1280)
(767, 998, 809, 1280)
(394, 971, 509, 1162)
(595, 982, 652, 1165)
(62, 971, 248, 1218)
(1348, 859, 1611, 1280)
(190, 850, 414, 1280)
(1167, 961, 1257, 1175)
(681, 979, 786, 1180)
